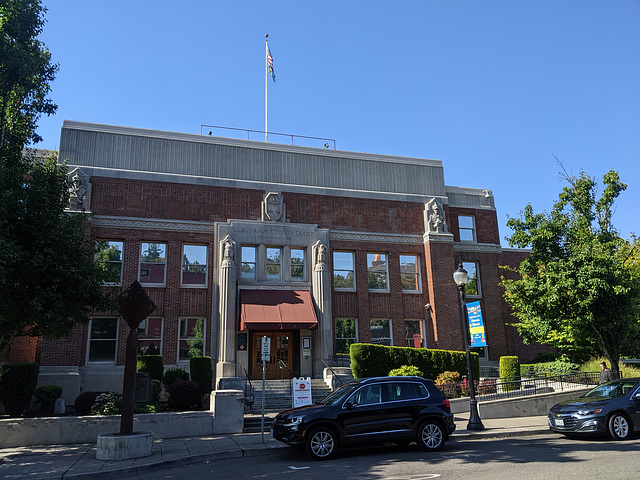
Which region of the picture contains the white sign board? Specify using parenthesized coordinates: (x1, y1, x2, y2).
(293, 377, 312, 408)
(261, 336, 271, 362)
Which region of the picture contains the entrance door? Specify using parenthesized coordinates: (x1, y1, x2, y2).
(252, 332, 292, 380)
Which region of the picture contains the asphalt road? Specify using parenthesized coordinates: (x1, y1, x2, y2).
(130, 434, 640, 480)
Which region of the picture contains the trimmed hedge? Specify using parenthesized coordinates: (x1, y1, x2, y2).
(0, 363, 40, 417)
(137, 355, 164, 381)
(161, 367, 189, 390)
(189, 356, 213, 396)
(500, 356, 521, 392)
(350, 343, 478, 381)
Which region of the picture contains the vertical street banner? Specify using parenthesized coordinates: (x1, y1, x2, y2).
(466, 301, 487, 347)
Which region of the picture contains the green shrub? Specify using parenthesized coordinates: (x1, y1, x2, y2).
(189, 356, 213, 395)
(137, 355, 164, 381)
(161, 367, 189, 390)
(534, 358, 580, 375)
(435, 371, 461, 385)
(167, 380, 202, 411)
(389, 365, 423, 377)
(151, 379, 162, 402)
(34, 385, 62, 406)
(532, 351, 558, 363)
(74, 391, 100, 416)
(134, 403, 158, 414)
(500, 356, 521, 392)
(434, 371, 462, 399)
(350, 343, 478, 381)
(91, 392, 122, 415)
(0, 363, 40, 417)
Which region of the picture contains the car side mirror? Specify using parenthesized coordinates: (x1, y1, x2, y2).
(633, 393, 640, 400)
(344, 401, 355, 409)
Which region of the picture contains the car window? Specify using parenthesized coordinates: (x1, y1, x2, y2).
(319, 382, 359, 405)
(351, 384, 383, 405)
(386, 382, 428, 401)
(584, 381, 639, 399)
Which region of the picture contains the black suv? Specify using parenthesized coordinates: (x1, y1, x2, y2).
(271, 376, 456, 460)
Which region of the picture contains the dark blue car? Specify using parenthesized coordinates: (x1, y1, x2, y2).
(548, 378, 640, 440)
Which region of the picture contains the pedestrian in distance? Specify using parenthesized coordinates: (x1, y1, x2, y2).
(600, 362, 614, 383)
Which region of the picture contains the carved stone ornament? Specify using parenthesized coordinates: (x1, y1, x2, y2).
(425, 198, 448, 233)
(261, 192, 286, 222)
(220, 235, 236, 267)
(313, 240, 327, 269)
(67, 167, 91, 212)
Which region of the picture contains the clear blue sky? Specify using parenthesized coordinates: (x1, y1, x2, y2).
(35, 1, 639, 246)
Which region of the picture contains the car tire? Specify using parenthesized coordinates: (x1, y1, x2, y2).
(416, 420, 445, 452)
(306, 427, 337, 460)
(608, 413, 632, 440)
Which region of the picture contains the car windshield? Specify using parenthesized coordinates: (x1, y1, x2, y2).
(583, 381, 638, 399)
(317, 382, 360, 405)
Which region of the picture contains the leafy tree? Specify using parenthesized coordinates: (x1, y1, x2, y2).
(501, 166, 640, 378)
(0, 152, 116, 359)
(0, 0, 58, 151)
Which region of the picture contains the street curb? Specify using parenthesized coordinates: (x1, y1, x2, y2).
(450, 428, 551, 442)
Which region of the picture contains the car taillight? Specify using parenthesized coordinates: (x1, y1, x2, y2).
(442, 399, 450, 409)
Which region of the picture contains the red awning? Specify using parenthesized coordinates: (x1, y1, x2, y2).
(239, 290, 318, 330)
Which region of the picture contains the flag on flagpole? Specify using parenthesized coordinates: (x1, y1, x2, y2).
(267, 45, 276, 82)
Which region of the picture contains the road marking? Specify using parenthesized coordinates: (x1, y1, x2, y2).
(288, 466, 310, 470)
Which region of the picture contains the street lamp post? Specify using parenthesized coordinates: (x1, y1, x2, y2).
(453, 263, 485, 431)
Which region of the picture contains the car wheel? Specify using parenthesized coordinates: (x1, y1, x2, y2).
(416, 420, 445, 451)
(306, 427, 337, 460)
(608, 413, 631, 440)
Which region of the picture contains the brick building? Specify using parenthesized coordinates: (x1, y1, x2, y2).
(11, 121, 537, 403)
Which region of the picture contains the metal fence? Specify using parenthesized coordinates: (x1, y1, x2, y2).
(436, 371, 602, 402)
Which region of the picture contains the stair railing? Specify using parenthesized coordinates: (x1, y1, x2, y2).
(321, 358, 344, 388)
(239, 361, 255, 414)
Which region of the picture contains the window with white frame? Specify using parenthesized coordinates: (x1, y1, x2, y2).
(462, 261, 481, 297)
(458, 215, 476, 242)
(405, 319, 425, 348)
(335, 318, 358, 355)
(333, 251, 355, 290)
(367, 253, 389, 291)
(290, 248, 305, 281)
(182, 244, 208, 287)
(178, 317, 205, 361)
(137, 317, 163, 355)
(370, 319, 392, 346)
(139, 242, 167, 286)
(400, 254, 421, 292)
(241, 246, 257, 280)
(266, 247, 281, 281)
(96, 240, 123, 285)
(88, 317, 118, 363)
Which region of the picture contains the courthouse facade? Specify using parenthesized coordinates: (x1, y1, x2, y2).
(10, 121, 536, 402)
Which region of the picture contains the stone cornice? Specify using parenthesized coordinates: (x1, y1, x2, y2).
(91, 215, 214, 233)
(453, 242, 502, 253)
(330, 230, 423, 244)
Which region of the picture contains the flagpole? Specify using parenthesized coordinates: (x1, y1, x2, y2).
(265, 34, 268, 142)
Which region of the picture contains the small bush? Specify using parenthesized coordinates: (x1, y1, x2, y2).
(0, 363, 40, 417)
(137, 355, 164, 381)
(34, 385, 62, 406)
(151, 379, 162, 402)
(74, 391, 100, 416)
(167, 379, 202, 411)
(477, 378, 497, 395)
(389, 365, 423, 377)
(435, 371, 461, 385)
(91, 392, 122, 415)
(134, 403, 159, 414)
(189, 357, 213, 396)
(435, 371, 462, 399)
(500, 356, 521, 392)
(161, 367, 189, 390)
(534, 358, 580, 375)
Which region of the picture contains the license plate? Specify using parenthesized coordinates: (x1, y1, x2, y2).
(556, 419, 564, 427)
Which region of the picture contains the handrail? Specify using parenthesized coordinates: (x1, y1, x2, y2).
(321, 358, 344, 387)
(200, 124, 337, 149)
(239, 361, 255, 413)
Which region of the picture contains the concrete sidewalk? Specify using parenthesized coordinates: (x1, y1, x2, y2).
(0, 413, 551, 480)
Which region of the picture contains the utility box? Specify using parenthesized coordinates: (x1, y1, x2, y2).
(211, 389, 244, 434)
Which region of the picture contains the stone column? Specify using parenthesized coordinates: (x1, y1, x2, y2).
(312, 241, 332, 374)
(217, 236, 237, 379)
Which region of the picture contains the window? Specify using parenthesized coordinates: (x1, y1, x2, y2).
(370, 319, 392, 346)
(458, 215, 476, 242)
(88, 317, 118, 363)
(462, 261, 480, 296)
(241, 246, 257, 280)
(266, 247, 281, 281)
(290, 248, 305, 281)
(386, 381, 429, 401)
(137, 317, 163, 355)
(139, 242, 167, 286)
(179, 317, 205, 361)
(96, 240, 123, 285)
(333, 251, 355, 290)
(182, 244, 208, 287)
(400, 254, 421, 292)
(335, 318, 358, 355)
(367, 253, 388, 291)
(405, 319, 424, 348)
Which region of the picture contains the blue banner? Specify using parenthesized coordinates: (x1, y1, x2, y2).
(466, 301, 487, 347)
